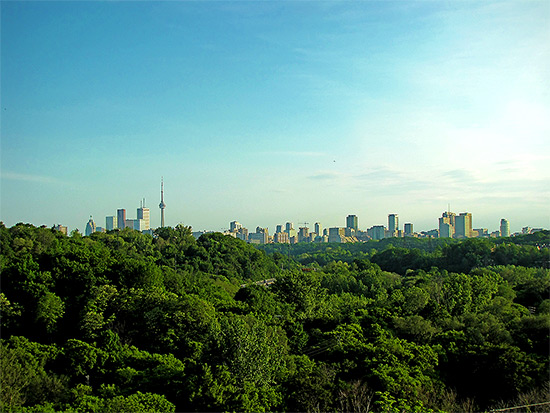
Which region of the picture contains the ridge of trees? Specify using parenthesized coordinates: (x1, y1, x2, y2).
(1, 222, 549, 412)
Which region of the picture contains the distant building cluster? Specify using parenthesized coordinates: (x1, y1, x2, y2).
(78, 179, 167, 237)
(191, 212, 544, 245)
(51, 179, 546, 241)
(83, 199, 154, 236)
(218, 214, 412, 244)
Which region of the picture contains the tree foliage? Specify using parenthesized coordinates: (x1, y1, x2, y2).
(1, 222, 548, 412)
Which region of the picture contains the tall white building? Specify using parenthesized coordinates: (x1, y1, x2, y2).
(137, 200, 150, 230)
(500, 219, 510, 237)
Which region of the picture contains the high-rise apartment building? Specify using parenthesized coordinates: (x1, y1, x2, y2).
(500, 219, 510, 237)
(285, 222, 297, 238)
(249, 227, 269, 244)
(230, 221, 243, 232)
(346, 215, 358, 231)
(368, 225, 385, 240)
(328, 227, 346, 243)
(298, 227, 309, 243)
(404, 223, 413, 235)
(273, 232, 289, 243)
(455, 212, 473, 238)
(117, 209, 126, 229)
(236, 227, 248, 241)
(388, 214, 399, 235)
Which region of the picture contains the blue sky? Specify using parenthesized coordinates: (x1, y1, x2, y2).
(1, 1, 549, 234)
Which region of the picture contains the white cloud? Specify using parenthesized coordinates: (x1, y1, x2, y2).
(1, 171, 62, 184)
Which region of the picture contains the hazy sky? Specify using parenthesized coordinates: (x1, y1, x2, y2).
(1, 1, 549, 234)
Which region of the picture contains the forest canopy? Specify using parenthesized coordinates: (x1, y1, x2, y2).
(1, 223, 549, 412)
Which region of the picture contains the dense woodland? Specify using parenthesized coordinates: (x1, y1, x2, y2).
(1, 222, 549, 412)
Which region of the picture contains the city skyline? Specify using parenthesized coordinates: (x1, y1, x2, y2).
(52, 202, 544, 241)
(1, 1, 549, 233)
(23, 180, 544, 237)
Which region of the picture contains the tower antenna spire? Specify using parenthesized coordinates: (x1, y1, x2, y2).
(159, 177, 166, 228)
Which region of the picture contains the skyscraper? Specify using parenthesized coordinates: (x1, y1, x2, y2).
(404, 223, 413, 235)
(455, 212, 473, 238)
(388, 214, 399, 235)
(346, 215, 358, 231)
(117, 209, 126, 229)
(106, 216, 117, 231)
(159, 177, 166, 228)
(137, 199, 150, 230)
(500, 219, 510, 237)
(85, 216, 96, 236)
(314, 222, 322, 236)
(438, 211, 456, 238)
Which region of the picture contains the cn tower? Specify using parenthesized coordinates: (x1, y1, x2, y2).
(159, 177, 166, 227)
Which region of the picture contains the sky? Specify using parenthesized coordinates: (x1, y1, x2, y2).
(1, 0, 549, 234)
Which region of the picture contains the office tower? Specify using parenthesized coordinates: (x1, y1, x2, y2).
(106, 216, 117, 231)
(455, 212, 473, 238)
(404, 223, 413, 235)
(388, 214, 399, 235)
(159, 177, 167, 228)
(500, 219, 510, 237)
(133, 219, 145, 231)
(230, 221, 243, 232)
(117, 209, 126, 229)
(439, 223, 454, 238)
(314, 222, 322, 236)
(346, 215, 358, 231)
(438, 211, 456, 238)
(276, 224, 283, 233)
(137, 199, 150, 230)
(85, 216, 96, 236)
